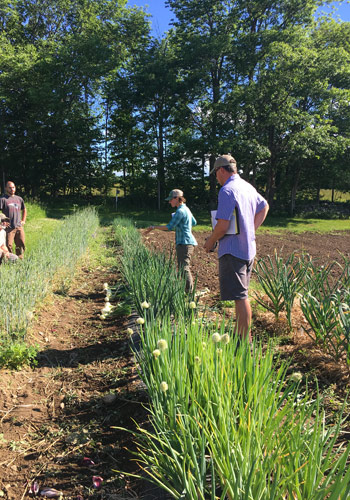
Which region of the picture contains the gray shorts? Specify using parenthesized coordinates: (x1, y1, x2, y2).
(219, 254, 254, 300)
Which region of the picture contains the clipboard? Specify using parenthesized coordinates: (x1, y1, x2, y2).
(211, 208, 239, 235)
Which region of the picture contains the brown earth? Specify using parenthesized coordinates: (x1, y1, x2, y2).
(144, 229, 350, 302)
(0, 228, 350, 499)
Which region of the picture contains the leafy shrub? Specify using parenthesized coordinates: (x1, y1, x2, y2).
(0, 341, 38, 369)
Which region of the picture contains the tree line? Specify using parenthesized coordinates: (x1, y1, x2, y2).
(1, 0, 349, 213)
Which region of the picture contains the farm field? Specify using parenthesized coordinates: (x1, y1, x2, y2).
(0, 222, 350, 498)
(144, 228, 350, 305)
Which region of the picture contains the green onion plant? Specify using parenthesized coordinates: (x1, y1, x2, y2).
(0, 207, 99, 343)
(119, 316, 350, 498)
(254, 251, 308, 327)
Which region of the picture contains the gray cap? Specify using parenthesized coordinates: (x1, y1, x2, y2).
(210, 154, 237, 174)
(0, 213, 10, 222)
(165, 189, 184, 201)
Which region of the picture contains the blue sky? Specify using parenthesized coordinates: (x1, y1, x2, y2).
(127, 1, 350, 35)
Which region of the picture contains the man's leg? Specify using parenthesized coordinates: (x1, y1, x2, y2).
(219, 255, 254, 340)
(14, 227, 25, 258)
(6, 228, 16, 254)
(235, 298, 252, 341)
(176, 245, 194, 292)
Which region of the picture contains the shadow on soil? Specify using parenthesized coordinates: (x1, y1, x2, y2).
(37, 338, 127, 368)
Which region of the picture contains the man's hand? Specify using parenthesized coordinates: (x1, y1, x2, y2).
(204, 236, 216, 253)
(204, 219, 230, 253)
(21, 220, 26, 226)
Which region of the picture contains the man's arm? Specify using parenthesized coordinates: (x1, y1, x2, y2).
(254, 204, 269, 231)
(21, 206, 27, 225)
(145, 224, 169, 234)
(204, 219, 230, 252)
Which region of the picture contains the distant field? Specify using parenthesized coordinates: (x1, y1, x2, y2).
(320, 189, 350, 202)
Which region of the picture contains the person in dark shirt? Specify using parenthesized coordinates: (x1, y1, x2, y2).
(0, 181, 27, 259)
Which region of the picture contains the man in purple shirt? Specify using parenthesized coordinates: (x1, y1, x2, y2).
(0, 181, 27, 259)
(204, 155, 269, 340)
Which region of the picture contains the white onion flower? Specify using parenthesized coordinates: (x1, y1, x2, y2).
(157, 339, 168, 351)
(160, 381, 168, 393)
(212, 332, 221, 343)
(189, 301, 196, 309)
(152, 349, 161, 358)
(216, 348, 223, 355)
(126, 328, 133, 336)
(103, 283, 109, 290)
(221, 333, 230, 344)
(136, 317, 145, 325)
(102, 302, 112, 314)
(141, 301, 150, 309)
(290, 372, 303, 383)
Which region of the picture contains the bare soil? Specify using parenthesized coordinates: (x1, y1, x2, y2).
(0, 227, 350, 499)
(144, 229, 350, 304)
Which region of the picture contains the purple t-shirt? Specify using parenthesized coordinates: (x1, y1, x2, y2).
(216, 174, 267, 261)
(0, 195, 25, 229)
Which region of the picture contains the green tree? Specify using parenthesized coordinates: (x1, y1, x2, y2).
(0, 0, 149, 197)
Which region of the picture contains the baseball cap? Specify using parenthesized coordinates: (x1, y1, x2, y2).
(0, 214, 10, 222)
(210, 154, 237, 174)
(165, 189, 184, 201)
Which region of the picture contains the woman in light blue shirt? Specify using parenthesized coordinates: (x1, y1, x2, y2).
(146, 189, 197, 292)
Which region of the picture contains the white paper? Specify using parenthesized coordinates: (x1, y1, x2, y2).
(211, 210, 239, 235)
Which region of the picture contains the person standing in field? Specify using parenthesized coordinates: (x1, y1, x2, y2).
(146, 189, 197, 292)
(204, 155, 269, 340)
(0, 181, 27, 259)
(0, 214, 18, 263)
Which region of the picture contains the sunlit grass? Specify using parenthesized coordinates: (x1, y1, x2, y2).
(320, 189, 350, 202)
(0, 207, 99, 339)
(26, 218, 62, 254)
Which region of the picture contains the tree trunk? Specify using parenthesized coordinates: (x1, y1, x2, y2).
(266, 127, 277, 208)
(156, 120, 166, 210)
(290, 164, 301, 216)
(104, 99, 109, 170)
(209, 154, 217, 210)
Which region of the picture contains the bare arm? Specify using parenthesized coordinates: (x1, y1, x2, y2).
(254, 204, 269, 231)
(0, 244, 10, 257)
(204, 219, 230, 252)
(145, 225, 169, 234)
(21, 207, 27, 225)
